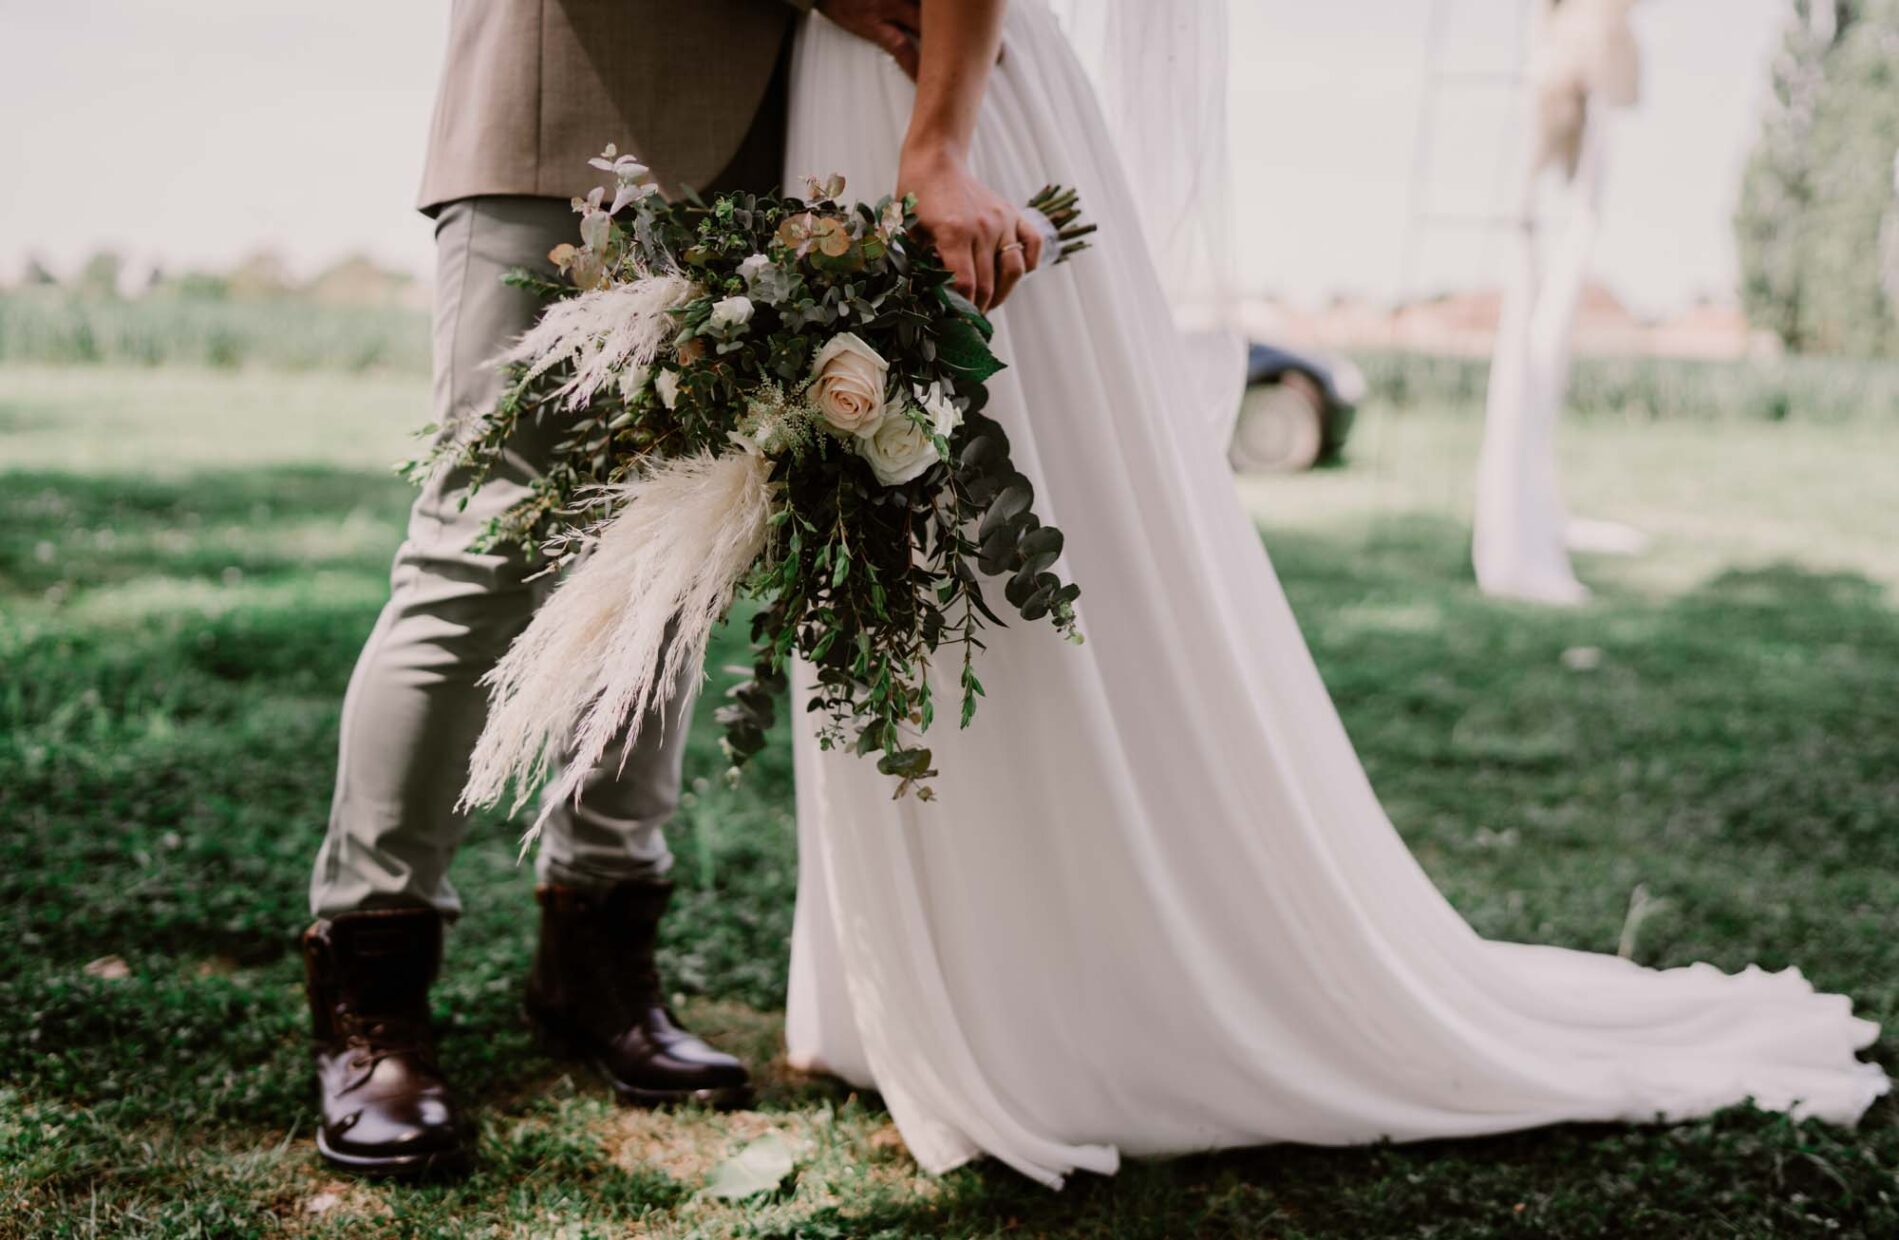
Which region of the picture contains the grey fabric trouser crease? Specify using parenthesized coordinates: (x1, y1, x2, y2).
(309, 194, 686, 920)
(311, 57, 789, 920)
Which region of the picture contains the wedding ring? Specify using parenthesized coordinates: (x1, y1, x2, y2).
(1000, 242, 1025, 255)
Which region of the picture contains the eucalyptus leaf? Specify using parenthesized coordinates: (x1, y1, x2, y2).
(877, 747, 934, 777)
(977, 481, 1034, 541)
(959, 433, 1004, 473)
(701, 1133, 796, 1201)
(1017, 526, 1064, 575)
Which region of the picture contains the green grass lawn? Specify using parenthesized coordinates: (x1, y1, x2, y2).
(3, 364, 1896, 1238)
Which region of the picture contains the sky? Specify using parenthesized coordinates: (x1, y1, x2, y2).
(0, 0, 1789, 317)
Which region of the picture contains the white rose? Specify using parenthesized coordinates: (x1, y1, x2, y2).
(738, 252, 793, 306)
(858, 384, 961, 487)
(914, 381, 963, 438)
(654, 369, 680, 409)
(709, 295, 754, 331)
(808, 332, 889, 434)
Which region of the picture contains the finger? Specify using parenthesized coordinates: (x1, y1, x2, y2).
(873, 24, 920, 80)
(945, 242, 980, 306)
(892, 33, 921, 81)
(884, 0, 922, 42)
(970, 237, 997, 311)
(992, 244, 1028, 308)
(1015, 214, 1044, 273)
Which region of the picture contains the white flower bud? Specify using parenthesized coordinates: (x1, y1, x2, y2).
(709, 295, 755, 331)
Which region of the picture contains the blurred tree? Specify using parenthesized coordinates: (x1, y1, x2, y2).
(150, 269, 234, 301)
(1736, 0, 1899, 356)
(20, 255, 59, 286)
(225, 249, 295, 300)
(306, 254, 419, 307)
(76, 249, 126, 299)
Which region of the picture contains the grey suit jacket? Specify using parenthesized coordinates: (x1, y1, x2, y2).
(417, 0, 809, 211)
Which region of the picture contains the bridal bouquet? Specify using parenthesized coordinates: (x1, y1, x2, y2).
(417, 149, 1093, 818)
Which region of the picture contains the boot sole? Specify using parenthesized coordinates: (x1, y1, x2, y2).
(527, 1006, 754, 1112)
(609, 1079, 755, 1111)
(316, 1130, 470, 1179)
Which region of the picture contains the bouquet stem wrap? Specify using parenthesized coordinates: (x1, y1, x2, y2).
(460, 443, 775, 837)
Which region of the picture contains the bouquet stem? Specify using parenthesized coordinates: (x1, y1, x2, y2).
(1026, 185, 1097, 262)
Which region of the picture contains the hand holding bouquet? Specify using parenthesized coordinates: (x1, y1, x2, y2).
(417, 150, 1093, 826)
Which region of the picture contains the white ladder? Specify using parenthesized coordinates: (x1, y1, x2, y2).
(1394, 0, 1539, 306)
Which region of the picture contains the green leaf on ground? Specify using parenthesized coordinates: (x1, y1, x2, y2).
(702, 1132, 797, 1201)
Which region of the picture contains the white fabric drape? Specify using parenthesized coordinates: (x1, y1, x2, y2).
(1043, 0, 1245, 444)
(782, 0, 1887, 1189)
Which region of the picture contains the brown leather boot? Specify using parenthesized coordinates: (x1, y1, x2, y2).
(525, 880, 753, 1109)
(303, 908, 469, 1176)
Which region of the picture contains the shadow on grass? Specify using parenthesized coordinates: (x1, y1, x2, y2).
(4, 467, 1895, 1237)
(0, 465, 413, 598)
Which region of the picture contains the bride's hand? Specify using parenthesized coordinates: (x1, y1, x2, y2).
(815, 0, 922, 80)
(898, 143, 1043, 312)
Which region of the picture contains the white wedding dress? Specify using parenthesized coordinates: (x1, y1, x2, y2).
(779, 2, 1887, 1187)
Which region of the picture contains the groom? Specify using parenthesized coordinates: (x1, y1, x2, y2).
(303, 0, 922, 1177)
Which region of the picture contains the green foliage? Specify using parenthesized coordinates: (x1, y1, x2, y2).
(4, 366, 1898, 1235)
(0, 289, 429, 373)
(1351, 348, 1899, 423)
(1736, 0, 1899, 356)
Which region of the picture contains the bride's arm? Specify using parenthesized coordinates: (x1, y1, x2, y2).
(898, 0, 1042, 311)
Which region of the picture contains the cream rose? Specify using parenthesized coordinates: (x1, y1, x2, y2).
(859, 383, 962, 487)
(808, 332, 889, 434)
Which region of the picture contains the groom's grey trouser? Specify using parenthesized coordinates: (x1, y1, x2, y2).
(311, 73, 787, 919)
(309, 195, 688, 920)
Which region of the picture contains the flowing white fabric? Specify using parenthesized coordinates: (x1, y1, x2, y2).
(782, 2, 1887, 1188)
(1043, 0, 1244, 445)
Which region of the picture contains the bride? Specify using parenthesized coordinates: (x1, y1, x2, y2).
(778, 0, 1887, 1187)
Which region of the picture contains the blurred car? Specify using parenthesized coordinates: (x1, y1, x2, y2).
(1229, 342, 1364, 473)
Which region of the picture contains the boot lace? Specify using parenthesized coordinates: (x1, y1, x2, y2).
(336, 1009, 438, 1079)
